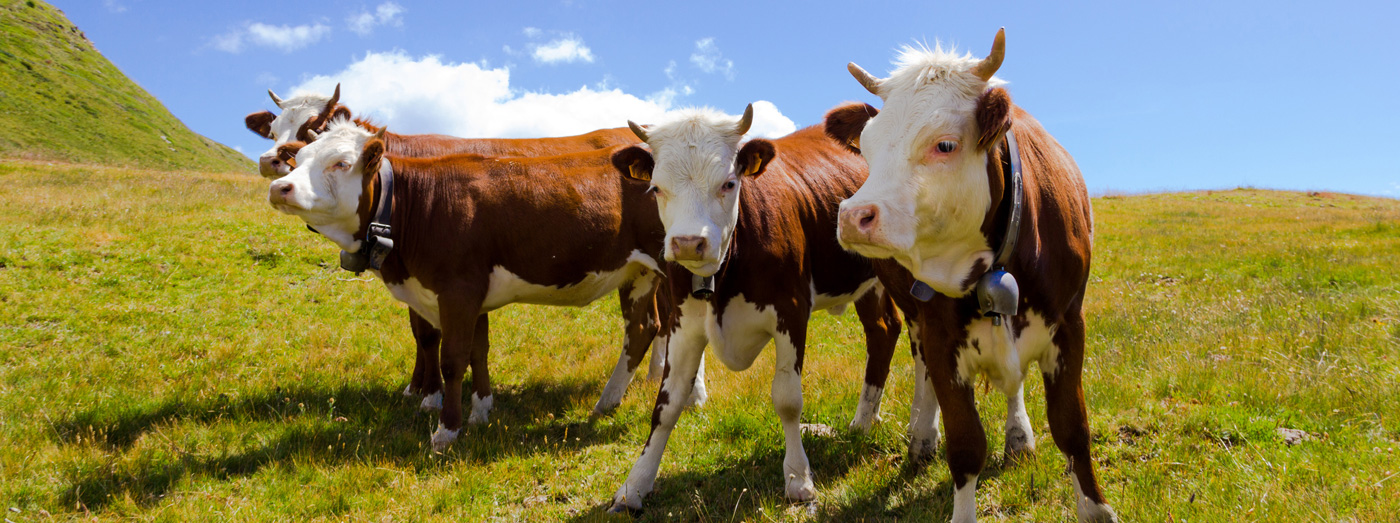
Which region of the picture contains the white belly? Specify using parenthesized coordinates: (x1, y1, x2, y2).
(706, 293, 776, 372)
(481, 250, 660, 311)
(953, 310, 1060, 393)
(811, 278, 878, 315)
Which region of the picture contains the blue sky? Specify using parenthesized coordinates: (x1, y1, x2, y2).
(57, 0, 1400, 196)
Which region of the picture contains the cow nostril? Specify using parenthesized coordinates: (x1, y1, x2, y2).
(279, 185, 293, 196)
(271, 159, 281, 166)
(694, 238, 707, 252)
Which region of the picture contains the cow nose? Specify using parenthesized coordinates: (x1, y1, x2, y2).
(670, 236, 708, 261)
(258, 156, 281, 179)
(845, 205, 879, 232)
(269, 181, 293, 205)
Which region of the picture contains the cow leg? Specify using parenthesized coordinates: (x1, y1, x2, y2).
(610, 299, 707, 513)
(466, 314, 492, 425)
(430, 286, 486, 452)
(595, 279, 662, 414)
(646, 285, 671, 382)
(407, 310, 445, 411)
(848, 283, 901, 432)
(1044, 313, 1117, 522)
(1003, 379, 1035, 460)
(924, 330, 986, 523)
(773, 322, 816, 501)
(907, 320, 942, 462)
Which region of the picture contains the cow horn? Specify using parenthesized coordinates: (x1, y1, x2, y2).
(373, 126, 386, 141)
(735, 104, 754, 135)
(848, 62, 883, 97)
(306, 129, 319, 141)
(970, 28, 1006, 82)
(268, 89, 285, 108)
(627, 120, 649, 142)
(325, 83, 341, 112)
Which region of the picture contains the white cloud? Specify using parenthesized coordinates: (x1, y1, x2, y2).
(287, 51, 795, 139)
(213, 22, 331, 54)
(347, 2, 404, 36)
(533, 37, 594, 64)
(745, 101, 797, 138)
(522, 27, 542, 38)
(690, 38, 734, 80)
(102, 0, 126, 13)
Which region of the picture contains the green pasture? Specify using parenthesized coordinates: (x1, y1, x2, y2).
(0, 160, 1396, 521)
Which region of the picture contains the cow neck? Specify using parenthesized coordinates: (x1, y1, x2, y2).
(910, 129, 1023, 302)
(356, 158, 395, 242)
(336, 159, 395, 274)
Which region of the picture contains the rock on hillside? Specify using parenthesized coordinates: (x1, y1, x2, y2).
(0, 0, 251, 173)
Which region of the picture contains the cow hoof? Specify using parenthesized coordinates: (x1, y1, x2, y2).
(419, 392, 443, 411)
(847, 413, 881, 433)
(591, 398, 620, 416)
(908, 436, 940, 464)
(403, 384, 417, 397)
(1003, 426, 1035, 462)
(467, 393, 493, 425)
(607, 501, 642, 516)
(1078, 502, 1118, 523)
(785, 475, 817, 502)
(430, 424, 459, 452)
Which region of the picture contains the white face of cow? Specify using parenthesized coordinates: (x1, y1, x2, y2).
(267, 118, 383, 250)
(246, 85, 341, 179)
(836, 30, 1010, 297)
(614, 106, 762, 277)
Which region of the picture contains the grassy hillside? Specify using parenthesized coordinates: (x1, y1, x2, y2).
(0, 159, 1396, 521)
(0, 1, 251, 173)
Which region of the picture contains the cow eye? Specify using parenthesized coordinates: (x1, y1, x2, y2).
(722, 180, 737, 192)
(646, 185, 659, 196)
(333, 161, 350, 170)
(937, 141, 958, 154)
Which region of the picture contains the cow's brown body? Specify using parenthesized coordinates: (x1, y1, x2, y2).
(357, 123, 645, 406)
(609, 124, 905, 509)
(363, 146, 669, 445)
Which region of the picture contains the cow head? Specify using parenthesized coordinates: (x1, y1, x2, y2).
(245, 84, 346, 179)
(832, 28, 1013, 297)
(611, 105, 769, 277)
(268, 117, 386, 251)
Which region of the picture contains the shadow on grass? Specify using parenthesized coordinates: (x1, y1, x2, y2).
(52, 379, 629, 511)
(563, 429, 1005, 522)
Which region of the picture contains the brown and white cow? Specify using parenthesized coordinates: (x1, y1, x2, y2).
(827, 29, 1118, 522)
(246, 86, 342, 179)
(268, 118, 681, 450)
(606, 106, 904, 511)
(250, 90, 654, 414)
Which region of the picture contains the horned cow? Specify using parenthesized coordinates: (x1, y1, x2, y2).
(607, 106, 905, 511)
(828, 29, 1118, 522)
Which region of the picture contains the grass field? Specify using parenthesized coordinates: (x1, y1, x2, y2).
(1, 159, 1397, 521)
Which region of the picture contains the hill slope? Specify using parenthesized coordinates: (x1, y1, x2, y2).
(0, 1, 250, 172)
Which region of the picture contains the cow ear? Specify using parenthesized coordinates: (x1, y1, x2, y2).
(823, 102, 878, 154)
(361, 138, 385, 177)
(611, 145, 655, 182)
(276, 141, 305, 167)
(246, 111, 275, 139)
(735, 139, 775, 178)
(975, 87, 1013, 151)
(329, 105, 352, 122)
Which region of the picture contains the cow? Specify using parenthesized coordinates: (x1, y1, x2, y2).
(267, 117, 692, 451)
(245, 86, 342, 179)
(606, 105, 905, 512)
(826, 29, 1118, 522)
(249, 89, 656, 414)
